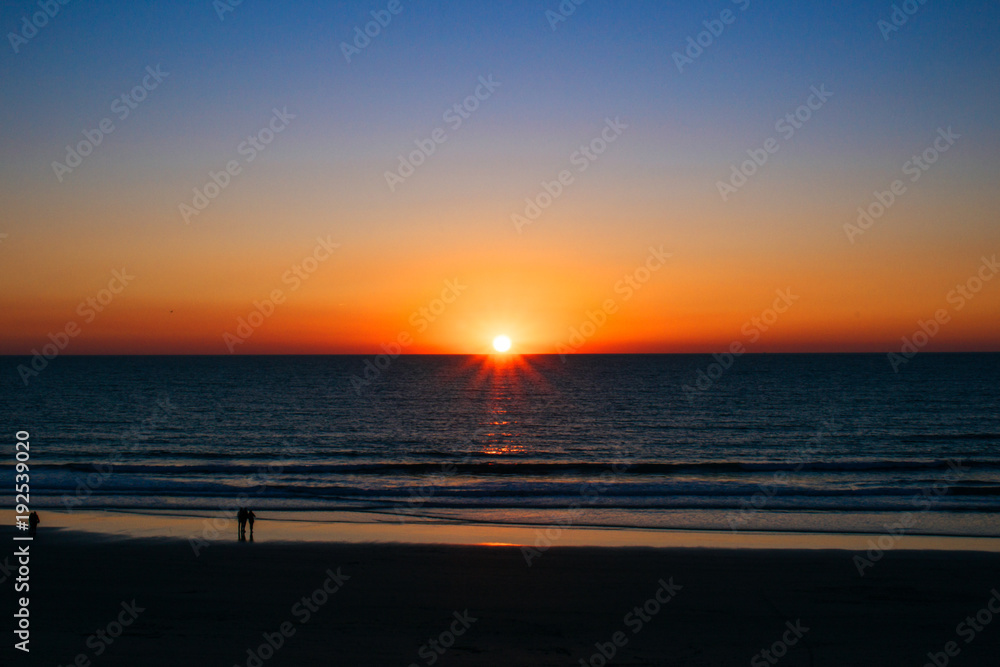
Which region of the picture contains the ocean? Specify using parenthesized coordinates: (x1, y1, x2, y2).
(3, 354, 999, 536)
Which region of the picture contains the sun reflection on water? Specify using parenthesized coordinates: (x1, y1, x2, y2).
(464, 354, 549, 457)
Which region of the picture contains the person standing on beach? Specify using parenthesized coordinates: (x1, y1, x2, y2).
(28, 511, 39, 537)
(237, 507, 247, 540)
(247, 509, 256, 538)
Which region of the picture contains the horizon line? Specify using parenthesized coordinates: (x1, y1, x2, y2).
(3, 351, 999, 358)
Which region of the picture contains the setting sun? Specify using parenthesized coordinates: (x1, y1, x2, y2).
(492, 335, 512, 353)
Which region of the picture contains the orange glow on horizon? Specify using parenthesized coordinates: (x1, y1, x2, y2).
(1, 192, 998, 355)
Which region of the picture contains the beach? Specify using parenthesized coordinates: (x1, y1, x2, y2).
(7, 518, 1000, 666)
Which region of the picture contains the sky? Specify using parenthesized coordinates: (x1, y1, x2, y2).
(1, 0, 998, 355)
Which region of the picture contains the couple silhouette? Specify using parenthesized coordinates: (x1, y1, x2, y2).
(237, 507, 256, 541)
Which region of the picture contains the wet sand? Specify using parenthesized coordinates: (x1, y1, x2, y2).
(5, 525, 1000, 666)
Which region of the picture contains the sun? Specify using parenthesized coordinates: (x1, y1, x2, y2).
(492, 335, 512, 353)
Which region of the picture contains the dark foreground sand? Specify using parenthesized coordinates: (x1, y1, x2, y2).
(6, 529, 1000, 666)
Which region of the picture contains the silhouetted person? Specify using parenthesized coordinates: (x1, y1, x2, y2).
(237, 507, 247, 540)
(247, 509, 256, 538)
(28, 511, 39, 537)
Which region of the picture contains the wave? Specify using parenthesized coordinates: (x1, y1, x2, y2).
(900, 433, 1000, 442)
(12, 475, 1000, 501)
(17, 492, 1000, 514)
(24, 458, 1000, 476)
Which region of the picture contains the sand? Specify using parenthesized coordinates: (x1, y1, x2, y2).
(5, 523, 1000, 666)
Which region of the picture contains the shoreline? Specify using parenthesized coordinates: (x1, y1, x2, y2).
(6, 508, 1000, 552)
